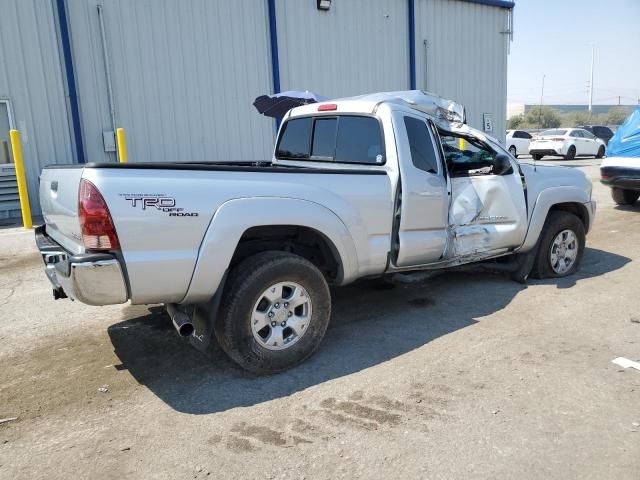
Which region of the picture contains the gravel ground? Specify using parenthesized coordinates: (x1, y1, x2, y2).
(0, 159, 639, 479)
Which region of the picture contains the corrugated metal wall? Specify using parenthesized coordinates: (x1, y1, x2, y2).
(416, 0, 510, 141)
(276, 0, 410, 97)
(0, 0, 74, 216)
(67, 0, 275, 163)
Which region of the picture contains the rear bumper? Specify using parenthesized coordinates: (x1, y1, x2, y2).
(35, 225, 128, 306)
(600, 166, 640, 191)
(529, 148, 562, 156)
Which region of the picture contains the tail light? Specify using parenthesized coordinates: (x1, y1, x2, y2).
(78, 179, 120, 250)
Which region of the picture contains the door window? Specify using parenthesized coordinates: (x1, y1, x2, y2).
(569, 130, 582, 138)
(438, 132, 498, 177)
(404, 116, 439, 174)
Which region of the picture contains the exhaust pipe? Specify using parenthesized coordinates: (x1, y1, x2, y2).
(166, 303, 195, 337)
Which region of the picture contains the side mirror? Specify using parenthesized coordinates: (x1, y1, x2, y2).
(493, 154, 513, 175)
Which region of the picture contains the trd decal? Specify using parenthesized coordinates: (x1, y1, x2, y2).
(120, 193, 199, 217)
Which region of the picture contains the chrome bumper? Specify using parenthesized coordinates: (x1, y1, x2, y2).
(35, 225, 128, 306)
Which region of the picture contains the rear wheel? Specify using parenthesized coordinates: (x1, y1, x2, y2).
(215, 251, 331, 374)
(611, 188, 640, 205)
(532, 154, 543, 161)
(531, 211, 585, 279)
(508, 145, 518, 158)
(564, 145, 576, 160)
(596, 146, 605, 159)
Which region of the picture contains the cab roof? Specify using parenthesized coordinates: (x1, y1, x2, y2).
(287, 90, 466, 128)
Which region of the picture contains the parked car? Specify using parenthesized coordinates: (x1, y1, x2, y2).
(578, 125, 615, 145)
(600, 109, 640, 205)
(35, 91, 596, 374)
(505, 129, 532, 158)
(529, 128, 606, 160)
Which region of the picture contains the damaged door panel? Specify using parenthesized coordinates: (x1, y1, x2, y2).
(440, 133, 528, 258)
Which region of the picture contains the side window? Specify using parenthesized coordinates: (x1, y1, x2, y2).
(582, 130, 596, 139)
(276, 118, 312, 159)
(335, 116, 383, 164)
(404, 116, 439, 173)
(515, 131, 532, 139)
(570, 130, 582, 138)
(438, 132, 497, 177)
(513, 131, 524, 139)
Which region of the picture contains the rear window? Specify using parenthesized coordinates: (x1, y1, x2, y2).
(276, 115, 384, 164)
(276, 117, 312, 159)
(541, 129, 567, 136)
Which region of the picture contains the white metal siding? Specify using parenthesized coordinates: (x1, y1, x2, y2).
(415, 0, 509, 141)
(276, 0, 410, 98)
(0, 0, 74, 215)
(67, 0, 275, 163)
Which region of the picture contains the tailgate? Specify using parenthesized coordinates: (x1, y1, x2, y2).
(39, 166, 84, 254)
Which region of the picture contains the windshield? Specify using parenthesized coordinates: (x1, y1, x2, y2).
(541, 129, 567, 136)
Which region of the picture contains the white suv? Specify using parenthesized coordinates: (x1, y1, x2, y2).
(506, 130, 532, 158)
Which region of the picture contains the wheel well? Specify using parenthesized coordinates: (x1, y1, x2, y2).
(230, 225, 342, 283)
(548, 202, 589, 231)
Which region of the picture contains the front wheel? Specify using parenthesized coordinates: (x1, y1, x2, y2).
(611, 188, 640, 205)
(215, 251, 331, 374)
(530, 211, 585, 279)
(532, 154, 543, 161)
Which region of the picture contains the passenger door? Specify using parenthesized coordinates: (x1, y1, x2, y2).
(569, 130, 584, 155)
(392, 112, 449, 266)
(439, 131, 528, 258)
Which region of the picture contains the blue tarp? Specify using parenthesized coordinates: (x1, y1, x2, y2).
(607, 108, 640, 157)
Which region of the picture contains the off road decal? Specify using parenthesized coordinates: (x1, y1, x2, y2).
(120, 193, 199, 217)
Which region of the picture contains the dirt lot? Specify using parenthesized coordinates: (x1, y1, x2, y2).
(1, 158, 639, 479)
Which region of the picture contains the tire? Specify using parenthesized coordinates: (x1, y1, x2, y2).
(508, 145, 518, 158)
(530, 211, 585, 279)
(532, 154, 543, 161)
(611, 188, 640, 206)
(214, 251, 331, 374)
(596, 146, 605, 159)
(564, 145, 576, 160)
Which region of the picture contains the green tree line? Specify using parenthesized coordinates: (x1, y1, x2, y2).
(508, 106, 633, 130)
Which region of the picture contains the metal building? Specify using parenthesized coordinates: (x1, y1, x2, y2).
(0, 0, 514, 219)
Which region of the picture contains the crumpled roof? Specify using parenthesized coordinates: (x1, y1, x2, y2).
(607, 109, 640, 157)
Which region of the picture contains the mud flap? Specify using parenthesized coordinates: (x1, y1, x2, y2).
(188, 271, 228, 355)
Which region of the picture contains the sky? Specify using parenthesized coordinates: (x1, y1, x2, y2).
(507, 0, 640, 106)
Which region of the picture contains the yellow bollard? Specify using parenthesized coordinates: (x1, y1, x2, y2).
(9, 130, 32, 229)
(459, 138, 466, 151)
(116, 128, 128, 163)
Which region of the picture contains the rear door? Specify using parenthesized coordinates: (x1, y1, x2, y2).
(392, 112, 448, 266)
(439, 131, 527, 257)
(569, 130, 585, 155)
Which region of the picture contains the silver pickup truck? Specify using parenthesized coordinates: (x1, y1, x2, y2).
(36, 91, 595, 374)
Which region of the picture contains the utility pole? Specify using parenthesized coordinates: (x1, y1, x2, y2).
(618, 96, 621, 106)
(538, 74, 546, 128)
(588, 46, 594, 113)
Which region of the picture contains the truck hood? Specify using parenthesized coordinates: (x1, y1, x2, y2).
(519, 163, 592, 199)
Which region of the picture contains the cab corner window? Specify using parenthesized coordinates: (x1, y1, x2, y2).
(439, 132, 498, 177)
(276, 117, 312, 159)
(404, 116, 439, 174)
